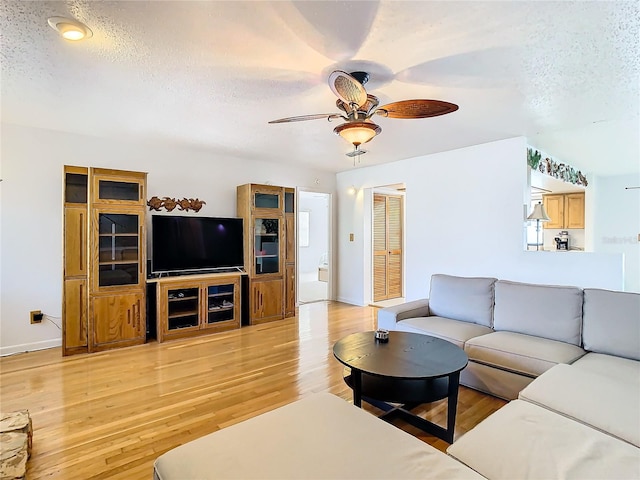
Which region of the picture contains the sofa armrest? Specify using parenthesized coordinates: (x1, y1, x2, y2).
(377, 299, 430, 330)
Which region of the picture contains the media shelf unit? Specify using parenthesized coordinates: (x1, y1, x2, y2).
(151, 272, 242, 343)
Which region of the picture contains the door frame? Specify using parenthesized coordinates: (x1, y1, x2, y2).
(296, 188, 334, 303)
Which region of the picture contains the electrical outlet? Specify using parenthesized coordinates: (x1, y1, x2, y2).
(30, 310, 43, 324)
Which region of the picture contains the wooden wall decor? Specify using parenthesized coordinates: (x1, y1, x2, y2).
(147, 196, 206, 212)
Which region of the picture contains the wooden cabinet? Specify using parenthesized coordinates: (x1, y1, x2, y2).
(62, 166, 147, 356)
(92, 292, 144, 349)
(251, 279, 284, 324)
(542, 194, 564, 229)
(64, 207, 87, 277)
(155, 273, 241, 342)
(284, 188, 296, 317)
(285, 264, 296, 317)
(91, 168, 146, 206)
(565, 193, 585, 228)
(237, 184, 296, 324)
(543, 192, 584, 229)
(63, 167, 89, 356)
(63, 278, 87, 350)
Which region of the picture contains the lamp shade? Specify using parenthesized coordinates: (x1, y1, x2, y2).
(527, 202, 550, 221)
(334, 121, 381, 146)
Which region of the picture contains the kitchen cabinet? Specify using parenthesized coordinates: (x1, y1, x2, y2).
(564, 193, 585, 229)
(543, 192, 584, 229)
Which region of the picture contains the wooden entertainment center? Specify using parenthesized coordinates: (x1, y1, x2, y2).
(62, 166, 148, 356)
(237, 184, 296, 324)
(62, 167, 296, 355)
(150, 272, 242, 342)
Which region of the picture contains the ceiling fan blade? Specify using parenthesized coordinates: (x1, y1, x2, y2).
(328, 70, 368, 108)
(375, 100, 459, 119)
(268, 113, 344, 124)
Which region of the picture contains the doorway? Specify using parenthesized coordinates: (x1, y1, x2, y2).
(372, 189, 404, 306)
(297, 191, 331, 304)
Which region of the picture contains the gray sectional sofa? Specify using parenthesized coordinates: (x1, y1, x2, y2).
(378, 274, 640, 399)
(154, 275, 639, 479)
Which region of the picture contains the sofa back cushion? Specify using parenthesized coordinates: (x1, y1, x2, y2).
(493, 281, 583, 345)
(428, 274, 497, 327)
(582, 289, 640, 360)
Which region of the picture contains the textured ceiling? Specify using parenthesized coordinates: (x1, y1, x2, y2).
(1, 1, 638, 175)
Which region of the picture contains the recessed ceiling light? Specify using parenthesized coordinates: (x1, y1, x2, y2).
(47, 16, 93, 41)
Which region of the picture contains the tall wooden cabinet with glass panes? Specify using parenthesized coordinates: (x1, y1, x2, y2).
(237, 184, 296, 324)
(63, 166, 147, 356)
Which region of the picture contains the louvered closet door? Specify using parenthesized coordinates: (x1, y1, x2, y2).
(373, 193, 403, 302)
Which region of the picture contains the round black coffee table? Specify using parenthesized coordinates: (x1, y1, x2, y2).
(333, 331, 468, 443)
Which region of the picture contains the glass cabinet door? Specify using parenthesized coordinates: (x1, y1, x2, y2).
(97, 212, 141, 287)
(252, 185, 282, 210)
(284, 190, 295, 214)
(166, 287, 200, 331)
(254, 218, 280, 275)
(91, 170, 146, 205)
(206, 284, 235, 325)
(98, 180, 140, 201)
(65, 172, 88, 204)
(254, 192, 280, 209)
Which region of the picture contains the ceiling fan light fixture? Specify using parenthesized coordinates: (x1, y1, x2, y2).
(48, 17, 93, 41)
(334, 121, 381, 146)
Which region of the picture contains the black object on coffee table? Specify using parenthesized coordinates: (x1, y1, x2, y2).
(333, 331, 468, 443)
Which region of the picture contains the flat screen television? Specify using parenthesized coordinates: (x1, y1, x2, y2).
(151, 215, 244, 274)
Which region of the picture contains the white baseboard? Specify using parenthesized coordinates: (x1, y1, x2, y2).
(0, 338, 62, 357)
(335, 296, 366, 307)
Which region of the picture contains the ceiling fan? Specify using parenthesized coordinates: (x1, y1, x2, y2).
(268, 70, 459, 157)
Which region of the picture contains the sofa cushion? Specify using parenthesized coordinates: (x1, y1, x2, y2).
(519, 364, 640, 447)
(447, 400, 640, 480)
(582, 288, 640, 360)
(428, 274, 497, 327)
(465, 331, 586, 377)
(395, 316, 493, 349)
(493, 280, 583, 345)
(460, 361, 536, 401)
(153, 393, 483, 480)
(571, 352, 640, 383)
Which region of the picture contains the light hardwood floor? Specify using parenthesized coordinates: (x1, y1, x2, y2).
(1, 301, 506, 479)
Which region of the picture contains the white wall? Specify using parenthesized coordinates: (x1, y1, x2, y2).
(298, 192, 329, 277)
(336, 137, 625, 306)
(0, 123, 336, 354)
(592, 173, 640, 292)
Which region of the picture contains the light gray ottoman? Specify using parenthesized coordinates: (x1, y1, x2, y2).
(154, 393, 482, 479)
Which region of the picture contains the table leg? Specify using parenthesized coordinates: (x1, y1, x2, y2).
(446, 372, 461, 443)
(352, 369, 362, 407)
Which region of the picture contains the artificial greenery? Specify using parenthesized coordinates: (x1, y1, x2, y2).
(527, 147, 588, 187)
